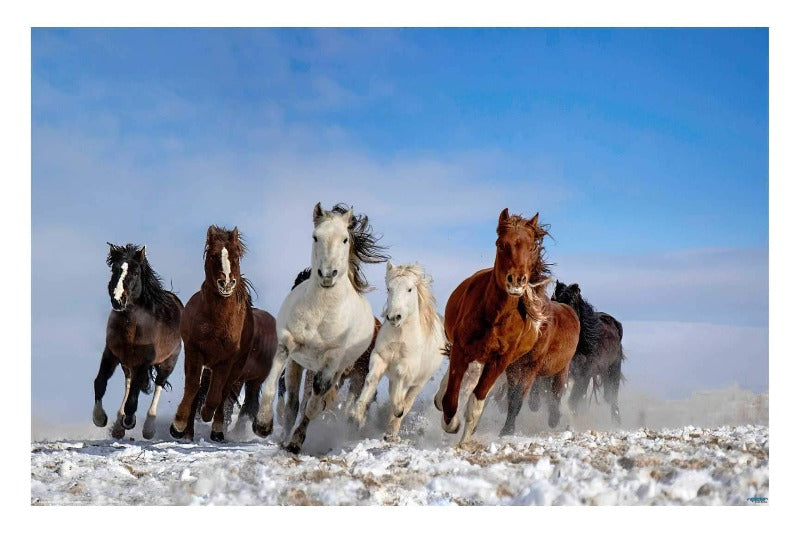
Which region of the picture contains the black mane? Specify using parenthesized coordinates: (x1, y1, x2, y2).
(552, 281, 603, 356)
(331, 203, 390, 293)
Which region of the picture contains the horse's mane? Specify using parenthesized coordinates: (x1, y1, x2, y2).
(329, 203, 390, 293)
(291, 268, 312, 290)
(106, 243, 173, 318)
(552, 282, 604, 356)
(385, 263, 439, 336)
(203, 226, 254, 307)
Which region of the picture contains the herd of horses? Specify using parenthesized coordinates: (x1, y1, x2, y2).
(93, 203, 624, 453)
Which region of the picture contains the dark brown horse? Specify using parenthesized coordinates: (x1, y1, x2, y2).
(169, 226, 277, 442)
(499, 291, 581, 435)
(433, 208, 555, 445)
(93, 243, 183, 439)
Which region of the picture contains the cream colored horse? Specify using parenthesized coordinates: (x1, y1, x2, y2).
(350, 261, 446, 439)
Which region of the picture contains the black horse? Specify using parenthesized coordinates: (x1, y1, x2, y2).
(529, 281, 625, 424)
(94, 243, 183, 439)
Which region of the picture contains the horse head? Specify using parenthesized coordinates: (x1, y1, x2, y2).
(494, 208, 549, 297)
(106, 243, 147, 312)
(204, 225, 245, 298)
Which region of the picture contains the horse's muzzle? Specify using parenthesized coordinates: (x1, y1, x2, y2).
(319, 277, 336, 288)
(110, 296, 128, 311)
(506, 284, 525, 296)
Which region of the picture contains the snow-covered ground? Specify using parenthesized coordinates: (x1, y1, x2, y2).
(31, 382, 768, 506)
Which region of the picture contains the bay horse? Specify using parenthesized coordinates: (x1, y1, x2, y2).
(547, 281, 625, 423)
(93, 243, 183, 440)
(350, 261, 447, 439)
(499, 283, 581, 436)
(433, 208, 559, 445)
(169, 226, 277, 442)
(253, 202, 388, 454)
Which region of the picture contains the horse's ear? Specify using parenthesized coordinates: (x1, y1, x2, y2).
(206, 225, 217, 244)
(231, 226, 240, 244)
(498, 208, 510, 224)
(528, 212, 539, 228)
(135, 246, 146, 262)
(343, 207, 354, 226)
(106, 242, 115, 252)
(313, 202, 325, 225)
(569, 283, 580, 293)
(386, 260, 395, 273)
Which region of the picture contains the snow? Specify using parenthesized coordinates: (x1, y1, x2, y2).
(31, 380, 769, 505)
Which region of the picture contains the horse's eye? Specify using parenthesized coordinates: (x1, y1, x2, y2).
(313, 236, 318, 242)
(343, 237, 349, 244)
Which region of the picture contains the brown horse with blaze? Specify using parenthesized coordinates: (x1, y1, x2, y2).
(434, 208, 577, 444)
(170, 226, 277, 441)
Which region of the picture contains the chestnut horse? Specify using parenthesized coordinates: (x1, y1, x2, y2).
(170, 226, 277, 442)
(93, 243, 183, 439)
(433, 208, 556, 445)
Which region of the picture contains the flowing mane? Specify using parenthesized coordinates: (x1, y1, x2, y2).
(385, 263, 439, 337)
(329, 203, 390, 293)
(106, 243, 173, 318)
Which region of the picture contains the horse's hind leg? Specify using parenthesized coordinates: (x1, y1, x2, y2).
(93, 347, 119, 427)
(568, 371, 591, 416)
(547, 368, 570, 429)
(111, 366, 132, 439)
(350, 353, 388, 428)
(500, 365, 534, 437)
(527, 376, 547, 412)
(604, 359, 623, 424)
(285, 360, 340, 454)
(233, 379, 262, 433)
(254, 341, 291, 438)
(143, 348, 180, 439)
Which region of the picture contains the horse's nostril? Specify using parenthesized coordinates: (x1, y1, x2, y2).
(317, 269, 323, 277)
(507, 274, 513, 283)
(217, 279, 225, 287)
(229, 278, 237, 287)
(332, 270, 338, 277)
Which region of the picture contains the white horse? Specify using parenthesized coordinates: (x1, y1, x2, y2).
(253, 202, 388, 453)
(350, 261, 446, 439)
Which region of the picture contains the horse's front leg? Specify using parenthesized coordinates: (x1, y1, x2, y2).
(93, 346, 119, 427)
(387, 382, 424, 439)
(350, 352, 388, 428)
(441, 349, 468, 434)
(285, 354, 341, 454)
(253, 339, 291, 437)
(459, 356, 506, 446)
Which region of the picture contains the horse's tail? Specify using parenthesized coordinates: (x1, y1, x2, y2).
(291, 268, 312, 290)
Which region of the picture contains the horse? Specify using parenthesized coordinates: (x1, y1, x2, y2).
(544, 281, 625, 423)
(169, 226, 277, 442)
(433, 208, 557, 445)
(350, 261, 447, 439)
(253, 202, 389, 454)
(93, 243, 183, 440)
(275, 268, 380, 426)
(499, 284, 581, 436)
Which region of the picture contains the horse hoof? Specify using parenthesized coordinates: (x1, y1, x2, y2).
(442, 416, 460, 434)
(210, 430, 225, 442)
(111, 425, 125, 439)
(548, 413, 560, 429)
(394, 408, 404, 418)
(169, 423, 187, 439)
(142, 416, 156, 440)
(122, 414, 136, 430)
(252, 419, 272, 438)
(499, 426, 514, 437)
(433, 396, 442, 411)
(284, 441, 302, 455)
(93, 411, 108, 428)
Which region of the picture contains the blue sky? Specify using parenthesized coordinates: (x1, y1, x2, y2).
(32, 28, 768, 422)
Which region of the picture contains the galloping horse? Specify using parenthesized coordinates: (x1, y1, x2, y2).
(434, 209, 554, 445)
(93, 243, 183, 439)
(548, 281, 625, 423)
(170, 226, 277, 441)
(350, 261, 446, 439)
(253, 203, 388, 453)
(499, 283, 581, 436)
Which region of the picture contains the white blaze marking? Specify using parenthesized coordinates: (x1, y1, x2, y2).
(113, 262, 128, 302)
(148, 385, 163, 417)
(221, 247, 231, 283)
